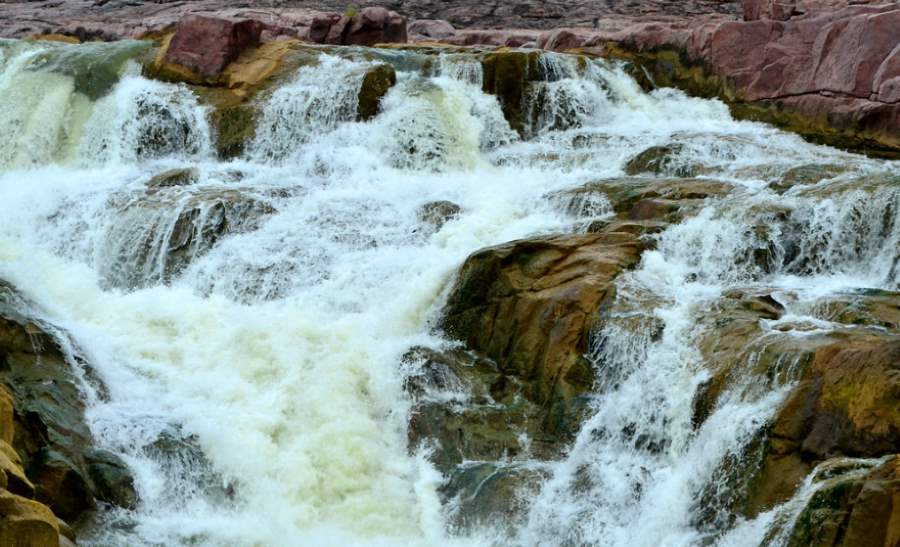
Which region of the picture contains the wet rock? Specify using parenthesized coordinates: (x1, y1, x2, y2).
(147, 168, 198, 189)
(408, 19, 456, 40)
(441, 462, 547, 533)
(771, 338, 900, 461)
(357, 63, 396, 121)
(0, 284, 136, 520)
(417, 201, 461, 231)
(157, 15, 263, 84)
(442, 232, 643, 406)
(0, 489, 60, 547)
(785, 456, 900, 547)
(624, 145, 703, 177)
(102, 183, 276, 289)
(778, 164, 849, 188)
(480, 50, 543, 135)
(28, 448, 92, 521)
(86, 450, 137, 509)
(553, 176, 731, 224)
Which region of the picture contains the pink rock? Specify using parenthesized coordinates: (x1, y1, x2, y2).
(812, 10, 900, 97)
(743, 0, 797, 21)
(408, 19, 456, 40)
(538, 29, 582, 52)
(874, 44, 900, 102)
(164, 15, 262, 80)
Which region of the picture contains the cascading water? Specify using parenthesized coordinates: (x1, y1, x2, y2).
(0, 38, 897, 547)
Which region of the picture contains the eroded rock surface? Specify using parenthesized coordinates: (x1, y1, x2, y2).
(0, 283, 137, 544)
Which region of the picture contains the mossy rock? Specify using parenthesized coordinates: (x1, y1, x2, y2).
(784, 456, 900, 547)
(480, 50, 542, 135)
(211, 104, 259, 159)
(624, 145, 704, 177)
(357, 63, 396, 121)
(442, 462, 547, 534)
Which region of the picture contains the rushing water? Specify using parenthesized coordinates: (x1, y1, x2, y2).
(0, 39, 897, 546)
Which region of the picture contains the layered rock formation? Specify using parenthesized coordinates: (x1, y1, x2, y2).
(597, 0, 900, 156)
(0, 284, 137, 546)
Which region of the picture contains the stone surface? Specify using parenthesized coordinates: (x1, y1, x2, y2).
(308, 7, 407, 46)
(441, 232, 643, 406)
(538, 29, 582, 52)
(0, 0, 739, 41)
(0, 283, 137, 521)
(786, 456, 900, 547)
(160, 15, 262, 83)
(601, 1, 900, 156)
(408, 19, 456, 40)
(0, 489, 60, 547)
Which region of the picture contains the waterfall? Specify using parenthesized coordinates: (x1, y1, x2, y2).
(0, 39, 897, 547)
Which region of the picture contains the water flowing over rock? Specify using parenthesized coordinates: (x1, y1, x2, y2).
(0, 283, 136, 545)
(0, 35, 899, 547)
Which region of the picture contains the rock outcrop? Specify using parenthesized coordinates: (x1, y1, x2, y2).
(785, 456, 900, 547)
(307, 7, 407, 46)
(599, 0, 900, 156)
(157, 15, 263, 84)
(0, 283, 138, 545)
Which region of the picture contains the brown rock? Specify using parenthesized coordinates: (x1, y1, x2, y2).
(743, 0, 797, 20)
(441, 232, 643, 405)
(0, 489, 60, 547)
(344, 7, 408, 46)
(308, 13, 341, 43)
(786, 456, 900, 547)
(161, 15, 263, 83)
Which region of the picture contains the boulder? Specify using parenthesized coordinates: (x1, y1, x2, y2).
(417, 201, 461, 231)
(480, 50, 543, 134)
(101, 183, 276, 289)
(357, 64, 397, 121)
(690, 286, 900, 523)
(159, 15, 263, 84)
(538, 29, 582, 52)
(408, 19, 456, 40)
(308, 7, 407, 46)
(605, 2, 900, 156)
(441, 462, 546, 533)
(441, 232, 643, 406)
(0, 284, 137, 521)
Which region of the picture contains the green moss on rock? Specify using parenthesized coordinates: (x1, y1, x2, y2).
(357, 63, 396, 121)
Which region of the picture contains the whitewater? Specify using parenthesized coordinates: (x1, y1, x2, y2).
(0, 39, 897, 546)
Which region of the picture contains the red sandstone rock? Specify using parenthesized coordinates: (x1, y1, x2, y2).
(163, 15, 262, 80)
(607, 0, 900, 154)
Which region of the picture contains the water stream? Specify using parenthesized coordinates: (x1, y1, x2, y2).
(0, 38, 897, 546)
